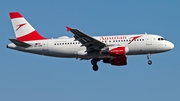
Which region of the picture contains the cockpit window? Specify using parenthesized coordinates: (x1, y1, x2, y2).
(158, 38, 166, 41)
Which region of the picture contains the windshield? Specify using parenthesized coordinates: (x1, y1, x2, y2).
(158, 38, 166, 41)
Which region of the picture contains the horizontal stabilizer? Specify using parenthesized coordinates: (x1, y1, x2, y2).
(9, 39, 31, 48)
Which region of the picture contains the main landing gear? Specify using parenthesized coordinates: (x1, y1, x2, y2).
(91, 59, 100, 71)
(147, 53, 152, 65)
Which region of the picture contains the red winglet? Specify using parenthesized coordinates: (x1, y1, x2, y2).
(66, 26, 72, 31)
(9, 12, 23, 19)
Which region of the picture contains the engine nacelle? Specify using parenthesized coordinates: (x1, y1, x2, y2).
(103, 56, 127, 66)
(100, 46, 129, 56)
(110, 56, 127, 66)
(109, 46, 129, 56)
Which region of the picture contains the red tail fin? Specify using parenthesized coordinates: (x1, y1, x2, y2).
(9, 12, 46, 41)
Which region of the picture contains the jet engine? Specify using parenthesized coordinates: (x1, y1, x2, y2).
(103, 56, 127, 66)
(109, 46, 129, 56)
(100, 45, 129, 56)
(101, 46, 128, 66)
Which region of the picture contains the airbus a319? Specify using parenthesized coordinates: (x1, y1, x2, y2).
(7, 12, 174, 71)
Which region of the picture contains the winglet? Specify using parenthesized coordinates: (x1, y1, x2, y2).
(66, 26, 72, 31)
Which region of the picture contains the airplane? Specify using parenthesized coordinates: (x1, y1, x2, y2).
(7, 12, 174, 71)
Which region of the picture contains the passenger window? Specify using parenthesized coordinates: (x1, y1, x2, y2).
(158, 38, 160, 40)
(54, 43, 56, 45)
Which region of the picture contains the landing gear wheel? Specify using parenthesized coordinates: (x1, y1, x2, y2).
(91, 59, 100, 71)
(147, 53, 152, 65)
(91, 59, 97, 65)
(93, 65, 98, 71)
(148, 60, 152, 65)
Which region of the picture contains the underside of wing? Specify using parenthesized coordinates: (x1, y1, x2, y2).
(66, 26, 106, 53)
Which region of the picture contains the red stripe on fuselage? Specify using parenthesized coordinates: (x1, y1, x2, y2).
(9, 12, 23, 19)
(17, 31, 46, 41)
(128, 36, 141, 44)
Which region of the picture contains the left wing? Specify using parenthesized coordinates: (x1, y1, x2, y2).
(66, 26, 106, 53)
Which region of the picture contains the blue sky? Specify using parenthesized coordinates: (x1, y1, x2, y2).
(0, 0, 180, 101)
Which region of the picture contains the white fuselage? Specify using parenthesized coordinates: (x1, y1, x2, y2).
(7, 34, 174, 59)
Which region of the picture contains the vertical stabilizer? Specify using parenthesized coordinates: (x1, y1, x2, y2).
(9, 12, 46, 41)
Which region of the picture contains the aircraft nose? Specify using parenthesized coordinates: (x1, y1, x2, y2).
(167, 41, 174, 50)
(169, 42, 174, 49)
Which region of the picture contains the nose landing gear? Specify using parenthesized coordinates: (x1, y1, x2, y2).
(147, 53, 152, 65)
(91, 59, 100, 71)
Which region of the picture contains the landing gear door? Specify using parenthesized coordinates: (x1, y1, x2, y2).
(146, 34, 152, 45)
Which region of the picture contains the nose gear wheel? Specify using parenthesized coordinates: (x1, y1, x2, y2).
(147, 53, 152, 65)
